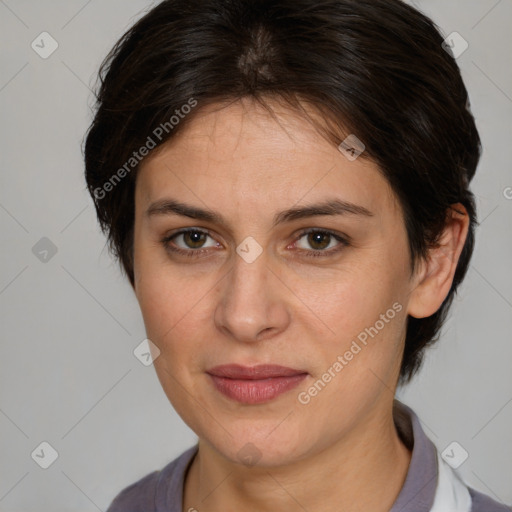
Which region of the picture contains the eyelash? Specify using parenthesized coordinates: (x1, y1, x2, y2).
(160, 228, 350, 259)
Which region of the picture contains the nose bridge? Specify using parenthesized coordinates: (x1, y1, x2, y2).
(215, 245, 286, 342)
(232, 250, 267, 298)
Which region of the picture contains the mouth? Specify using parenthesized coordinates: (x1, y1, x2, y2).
(206, 364, 308, 404)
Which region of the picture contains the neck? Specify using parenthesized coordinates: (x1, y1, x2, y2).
(183, 399, 411, 512)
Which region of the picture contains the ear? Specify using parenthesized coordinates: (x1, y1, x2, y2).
(407, 203, 470, 319)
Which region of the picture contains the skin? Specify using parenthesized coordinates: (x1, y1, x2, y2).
(132, 97, 469, 512)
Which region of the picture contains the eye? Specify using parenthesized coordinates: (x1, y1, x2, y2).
(293, 229, 349, 258)
(161, 228, 219, 258)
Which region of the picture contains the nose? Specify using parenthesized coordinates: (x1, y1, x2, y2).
(214, 247, 290, 344)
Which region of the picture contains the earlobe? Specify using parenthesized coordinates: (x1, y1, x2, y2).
(407, 204, 469, 319)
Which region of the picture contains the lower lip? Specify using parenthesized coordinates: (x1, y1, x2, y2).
(208, 373, 308, 404)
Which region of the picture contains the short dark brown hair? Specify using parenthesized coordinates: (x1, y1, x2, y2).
(83, 0, 481, 384)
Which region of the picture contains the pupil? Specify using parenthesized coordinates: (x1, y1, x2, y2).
(309, 232, 329, 250)
(186, 231, 205, 248)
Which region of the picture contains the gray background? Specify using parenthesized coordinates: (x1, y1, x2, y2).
(0, 0, 511, 510)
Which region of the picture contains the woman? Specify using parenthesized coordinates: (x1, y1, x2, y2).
(84, 0, 509, 510)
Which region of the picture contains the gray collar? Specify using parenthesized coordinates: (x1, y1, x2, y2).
(390, 399, 438, 512)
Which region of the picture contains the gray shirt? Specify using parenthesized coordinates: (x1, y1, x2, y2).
(106, 401, 510, 511)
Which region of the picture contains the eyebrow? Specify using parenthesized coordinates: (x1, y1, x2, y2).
(146, 197, 374, 228)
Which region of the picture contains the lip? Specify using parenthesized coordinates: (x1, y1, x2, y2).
(207, 364, 307, 379)
(206, 364, 308, 404)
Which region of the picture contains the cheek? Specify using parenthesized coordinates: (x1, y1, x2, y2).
(137, 274, 200, 344)
(293, 261, 407, 391)
(294, 257, 404, 341)
(134, 238, 193, 336)
(134, 262, 218, 376)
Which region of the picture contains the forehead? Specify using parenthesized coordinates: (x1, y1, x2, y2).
(136, 98, 400, 220)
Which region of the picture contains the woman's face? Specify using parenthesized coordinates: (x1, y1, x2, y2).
(133, 98, 416, 467)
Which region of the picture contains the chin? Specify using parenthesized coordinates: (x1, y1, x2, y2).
(200, 422, 309, 468)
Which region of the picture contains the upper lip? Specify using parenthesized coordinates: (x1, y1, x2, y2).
(206, 364, 307, 380)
